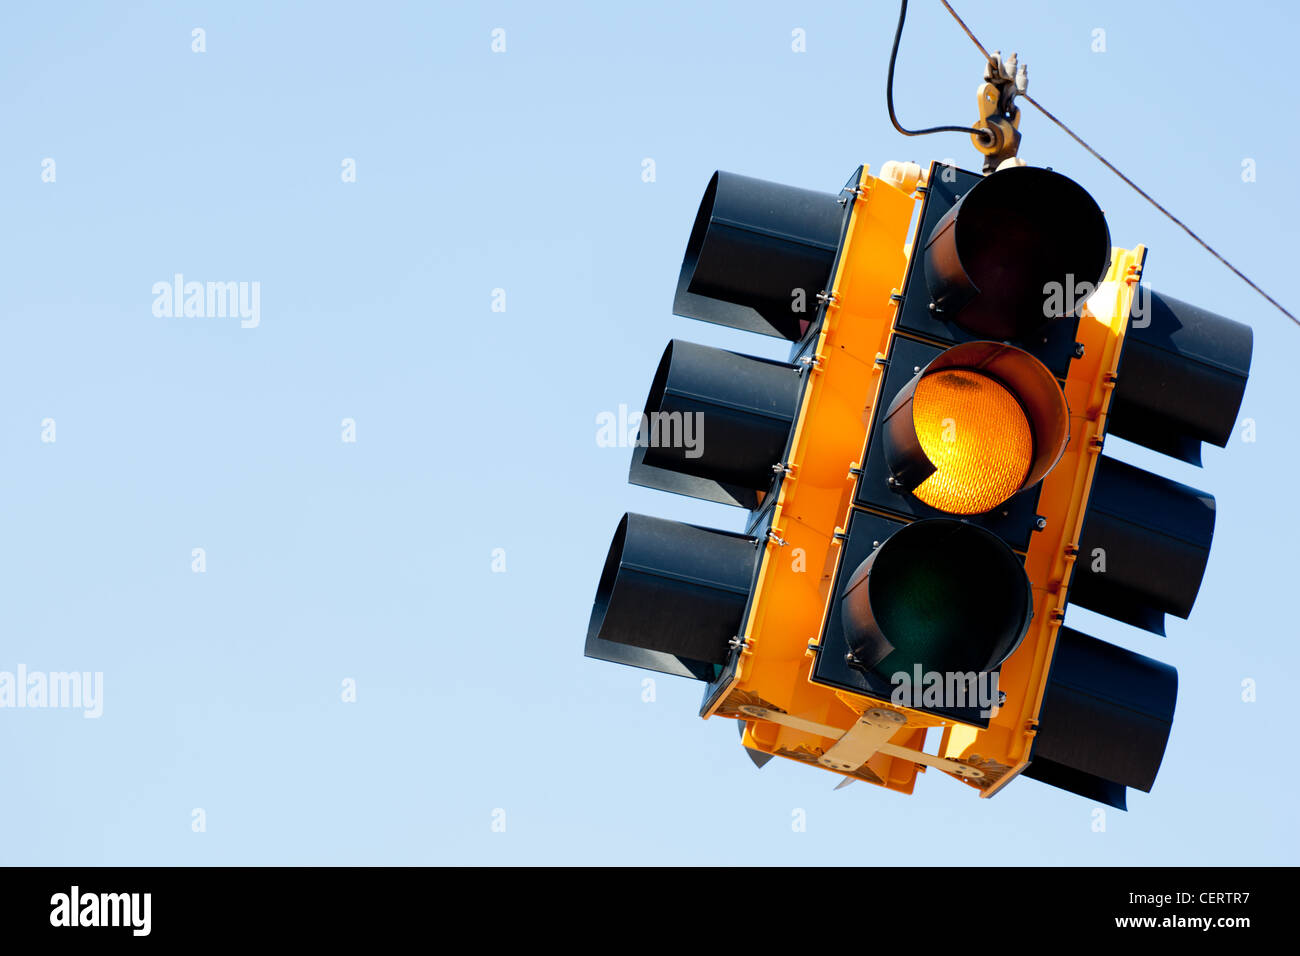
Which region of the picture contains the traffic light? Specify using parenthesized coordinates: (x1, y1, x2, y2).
(810, 161, 1110, 744)
(586, 168, 858, 682)
(1022, 288, 1251, 807)
(585, 157, 1251, 807)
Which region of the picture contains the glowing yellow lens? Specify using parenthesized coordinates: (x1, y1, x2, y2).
(911, 369, 1032, 514)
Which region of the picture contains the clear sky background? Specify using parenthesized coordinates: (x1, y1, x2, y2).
(1, 0, 1294, 865)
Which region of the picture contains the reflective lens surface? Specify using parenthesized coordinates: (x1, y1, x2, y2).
(840, 519, 1033, 678)
(912, 369, 1032, 514)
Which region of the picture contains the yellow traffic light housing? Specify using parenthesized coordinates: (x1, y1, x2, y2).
(586, 156, 1251, 809)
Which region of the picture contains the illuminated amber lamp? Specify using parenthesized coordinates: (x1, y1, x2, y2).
(879, 340, 1069, 514)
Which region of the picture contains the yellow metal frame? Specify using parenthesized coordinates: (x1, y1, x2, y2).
(705, 159, 1147, 797)
(706, 166, 927, 790)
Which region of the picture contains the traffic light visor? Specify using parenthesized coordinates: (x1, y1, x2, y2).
(674, 171, 844, 340)
(632, 339, 800, 502)
(924, 165, 1111, 340)
(587, 513, 759, 668)
(882, 341, 1069, 515)
(840, 518, 1032, 677)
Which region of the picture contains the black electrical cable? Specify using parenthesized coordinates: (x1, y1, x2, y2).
(887, 0, 992, 143)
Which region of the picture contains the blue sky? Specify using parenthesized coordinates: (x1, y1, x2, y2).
(0, 0, 1295, 864)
